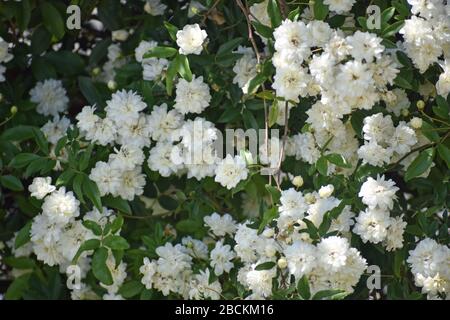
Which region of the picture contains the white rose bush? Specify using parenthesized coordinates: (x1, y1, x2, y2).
(0, 0, 449, 301)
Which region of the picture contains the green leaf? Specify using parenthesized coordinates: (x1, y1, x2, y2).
(382, 20, 405, 37)
(242, 109, 259, 130)
(405, 148, 435, 181)
(72, 239, 101, 263)
(89, 39, 112, 66)
(110, 216, 124, 234)
(72, 174, 85, 204)
(326, 153, 352, 168)
(79, 144, 93, 171)
(265, 184, 281, 204)
(164, 21, 178, 42)
(32, 128, 49, 155)
(177, 54, 193, 81)
(258, 207, 278, 234)
(15, 221, 32, 249)
(251, 21, 273, 39)
(381, 7, 396, 24)
(45, 51, 85, 76)
(41, 2, 65, 40)
(31, 25, 52, 55)
(143, 46, 177, 59)
(92, 247, 113, 285)
(314, 0, 329, 21)
(82, 220, 103, 236)
(421, 121, 440, 142)
(247, 73, 267, 95)
(394, 75, 413, 90)
(9, 153, 41, 169)
(437, 144, 450, 168)
(103, 196, 132, 214)
(5, 274, 30, 300)
(83, 178, 102, 211)
(78, 76, 104, 108)
(297, 275, 311, 300)
(1, 175, 24, 191)
(16, 0, 31, 32)
(255, 261, 276, 271)
(165, 57, 179, 96)
(56, 169, 75, 187)
(269, 101, 279, 128)
(316, 156, 328, 176)
(312, 289, 348, 300)
(267, 0, 282, 27)
(4, 257, 35, 269)
(176, 219, 202, 233)
(158, 195, 178, 211)
(217, 38, 244, 56)
(103, 235, 130, 250)
(217, 107, 241, 123)
(119, 280, 144, 298)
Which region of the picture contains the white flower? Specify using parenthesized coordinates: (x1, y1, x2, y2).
(385, 215, 407, 251)
(155, 242, 192, 277)
(189, 269, 222, 300)
(176, 24, 207, 55)
(0, 64, 5, 82)
(30, 79, 69, 116)
(249, 0, 271, 28)
(353, 208, 391, 244)
(182, 236, 209, 260)
(144, 0, 167, 16)
(148, 141, 183, 177)
(142, 58, 168, 81)
(41, 116, 71, 145)
(210, 241, 236, 276)
(279, 188, 308, 220)
(324, 0, 356, 13)
(140, 257, 157, 289)
(173, 75, 211, 114)
(147, 103, 184, 142)
(317, 236, 350, 271)
(284, 240, 317, 280)
(116, 114, 152, 148)
(89, 161, 121, 196)
(346, 31, 384, 62)
(358, 175, 399, 210)
(272, 66, 309, 102)
(204, 213, 237, 237)
(246, 263, 276, 297)
(0, 37, 13, 63)
(135, 40, 157, 63)
(29, 177, 56, 199)
(109, 145, 145, 171)
(214, 155, 248, 190)
(76, 106, 100, 136)
(115, 168, 146, 201)
(105, 90, 147, 125)
(232, 48, 258, 94)
(41, 187, 80, 225)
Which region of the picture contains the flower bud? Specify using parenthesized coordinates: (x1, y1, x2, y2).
(277, 258, 288, 269)
(107, 80, 117, 91)
(112, 30, 129, 42)
(401, 108, 409, 117)
(305, 193, 316, 204)
(410, 117, 423, 129)
(10, 105, 18, 115)
(319, 184, 334, 198)
(0, 93, 3, 103)
(91, 67, 101, 76)
(292, 176, 304, 188)
(417, 100, 425, 110)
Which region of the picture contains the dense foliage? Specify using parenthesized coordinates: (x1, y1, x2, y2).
(0, 0, 449, 300)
